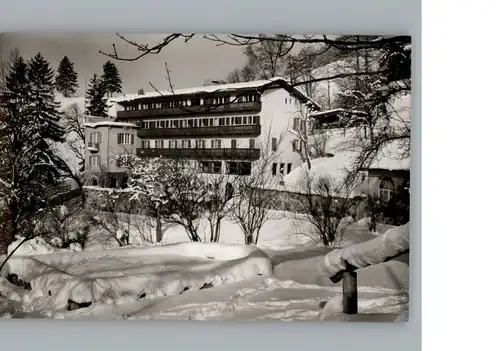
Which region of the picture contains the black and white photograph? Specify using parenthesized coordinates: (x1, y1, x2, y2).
(0, 33, 411, 322)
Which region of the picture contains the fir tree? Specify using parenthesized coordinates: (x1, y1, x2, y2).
(27, 52, 65, 144)
(0, 51, 72, 254)
(86, 73, 108, 117)
(55, 56, 78, 97)
(101, 60, 122, 98)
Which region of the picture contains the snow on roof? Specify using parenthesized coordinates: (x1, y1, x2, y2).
(369, 140, 410, 171)
(113, 77, 321, 110)
(84, 121, 139, 129)
(283, 127, 409, 196)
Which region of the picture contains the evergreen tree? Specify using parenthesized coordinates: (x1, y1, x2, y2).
(55, 56, 78, 97)
(28, 52, 65, 144)
(101, 60, 122, 97)
(86, 73, 108, 117)
(0, 51, 72, 254)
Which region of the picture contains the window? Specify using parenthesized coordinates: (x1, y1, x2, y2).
(173, 120, 179, 128)
(211, 139, 221, 149)
(235, 117, 242, 125)
(293, 118, 300, 130)
(202, 118, 209, 127)
(196, 139, 205, 148)
(287, 163, 292, 174)
(238, 162, 252, 176)
(155, 140, 163, 148)
(209, 118, 214, 127)
(188, 119, 194, 127)
(249, 139, 255, 149)
(379, 177, 396, 202)
(231, 139, 237, 148)
(292, 140, 302, 152)
(219, 118, 225, 126)
(230, 117, 235, 125)
(118, 133, 133, 145)
(272, 163, 277, 176)
(279, 163, 285, 175)
(89, 155, 100, 167)
(200, 161, 211, 173)
(226, 117, 230, 125)
(271, 138, 277, 151)
(88, 132, 101, 146)
(160, 120, 166, 128)
(213, 161, 222, 174)
(186, 140, 192, 148)
(227, 162, 238, 175)
(243, 116, 247, 125)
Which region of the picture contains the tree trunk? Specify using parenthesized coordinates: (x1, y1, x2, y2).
(155, 212, 162, 243)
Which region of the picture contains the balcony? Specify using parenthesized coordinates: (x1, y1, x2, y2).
(116, 101, 262, 119)
(137, 147, 261, 161)
(137, 124, 261, 139)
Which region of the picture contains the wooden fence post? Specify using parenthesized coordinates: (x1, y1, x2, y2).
(342, 263, 358, 314)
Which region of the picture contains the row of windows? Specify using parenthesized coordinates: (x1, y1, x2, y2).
(141, 138, 256, 149)
(141, 115, 260, 129)
(88, 132, 135, 146)
(198, 161, 251, 175)
(124, 93, 261, 112)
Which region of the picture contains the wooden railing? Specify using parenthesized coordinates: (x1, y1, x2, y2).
(137, 124, 261, 138)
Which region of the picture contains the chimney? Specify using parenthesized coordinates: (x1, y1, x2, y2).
(138, 89, 144, 95)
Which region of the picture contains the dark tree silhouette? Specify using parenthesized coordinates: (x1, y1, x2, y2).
(101, 60, 122, 97)
(55, 56, 79, 97)
(85, 73, 108, 117)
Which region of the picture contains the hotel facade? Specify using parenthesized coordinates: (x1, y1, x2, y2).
(84, 78, 321, 188)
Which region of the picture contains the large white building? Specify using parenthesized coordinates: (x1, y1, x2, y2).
(84, 77, 321, 187)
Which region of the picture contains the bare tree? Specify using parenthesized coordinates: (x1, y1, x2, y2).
(230, 127, 287, 245)
(200, 173, 239, 243)
(291, 170, 358, 247)
(87, 187, 132, 247)
(41, 201, 90, 249)
(62, 103, 86, 173)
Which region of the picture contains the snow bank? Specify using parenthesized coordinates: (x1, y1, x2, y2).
(7, 237, 57, 257)
(4, 242, 273, 313)
(317, 223, 409, 280)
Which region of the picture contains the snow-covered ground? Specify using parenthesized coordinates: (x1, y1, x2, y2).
(0, 212, 409, 322)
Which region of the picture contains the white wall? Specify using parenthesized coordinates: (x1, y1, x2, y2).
(259, 88, 307, 178)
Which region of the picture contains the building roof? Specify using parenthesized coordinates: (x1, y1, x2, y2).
(113, 77, 321, 110)
(84, 121, 139, 129)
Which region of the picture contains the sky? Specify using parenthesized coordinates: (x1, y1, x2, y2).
(0, 33, 248, 96)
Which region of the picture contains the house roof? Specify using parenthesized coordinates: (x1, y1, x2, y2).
(113, 77, 321, 110)
(84, 121, 139, 129)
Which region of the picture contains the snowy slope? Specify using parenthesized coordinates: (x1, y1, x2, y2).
(4, 242, 273, 313)
(0, 217, 408, 321)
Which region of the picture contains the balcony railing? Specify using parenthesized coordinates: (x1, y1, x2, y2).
(136, 147, 261, 161)
(117, 101, 262, 119)
(137, 124, 261, 138)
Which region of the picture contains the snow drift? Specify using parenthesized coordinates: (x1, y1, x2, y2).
(317, 223, 409, 280)
(2, 242, 273, 313)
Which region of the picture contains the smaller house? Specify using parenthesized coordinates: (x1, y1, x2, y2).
(83, 117, 140, 188)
